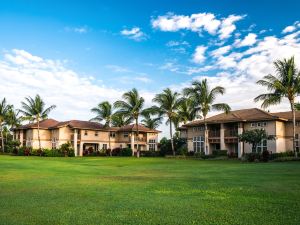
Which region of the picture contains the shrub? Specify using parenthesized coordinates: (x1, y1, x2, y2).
(176, 145, 188, 156)
(261, 150, 270, 162)
(111, 148, 122, 156)
(120, 148, 132, 156)
(245, 153, 260, 162)
(140, 150, 160, 157)
(5, 140, 20, 153)
(272, 157, 300, 162)
(212, 150, 228, 157)
(186, 151, 195, 156)
(60, 142, 75, 157)
(269, 151, 294, 160)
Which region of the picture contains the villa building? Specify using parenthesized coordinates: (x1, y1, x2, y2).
(179, 108, 300, 158)
(13, 119, 160, 156)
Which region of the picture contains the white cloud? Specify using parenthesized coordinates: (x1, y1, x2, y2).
(166, 40, 189, 47)
(218, 15, 245, 39)
(152, 12, 244, 39)
(211, 45, 231, 58)
(185, 65, 214, 75)
(192, 45, 207, 64)
(235, 33, 257, 47)
(65, 26, 88, 34)
(120, 27, 147, 41)
(282, 25, 296, 34)
(0, 49, 156, 123)
(159, 62, 179, 72)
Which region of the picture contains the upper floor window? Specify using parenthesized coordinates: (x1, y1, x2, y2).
(192, 126, 205, 132)
(95, 131, 98, 136)
(84, 131, 88, 136)
(110, 132, 116, 138)
(296, 121, 300, 126)
(251, 122, 267, 128)
(124, 132, 129, 138)
(149, 139, 156, 143)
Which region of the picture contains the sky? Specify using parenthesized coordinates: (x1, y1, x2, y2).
(1, 0, 300, 138)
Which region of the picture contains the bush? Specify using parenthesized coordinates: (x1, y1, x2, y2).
(176, 145, 188, 156)
(60, 142, 75, 157)
(269, 151, 294, 160)
(140, 150, 160, 157)
(120, 148, 132, 156)
(261, 150, 270, 162)
(212, 150, 228, 157)
(228, 151, 238, 158)
(245, 152, 261, 162)
(5, 140, 20, 153)
(272, 157, 300, 162)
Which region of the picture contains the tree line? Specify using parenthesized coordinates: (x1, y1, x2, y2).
(1, 56, 300, 157)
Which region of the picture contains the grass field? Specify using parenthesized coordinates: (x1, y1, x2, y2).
(0, 156, 300, 225)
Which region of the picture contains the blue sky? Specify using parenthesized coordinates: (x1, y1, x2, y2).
(1, 0, 300, 137)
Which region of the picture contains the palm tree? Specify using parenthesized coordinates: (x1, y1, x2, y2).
(254, 56, 300, 156)
(141, 111, 162, 130)
(5, 106, 21, 129)
(177, 97, 198, 125)
(114, 88, 145, 157)
(19, 95, 56, 150)
(0, 98, 10, 152)
(183, 79, 230, 154)
(153, 88, 181, 155)
(90, 101, 113, 150)
(111, 113, 132, 127)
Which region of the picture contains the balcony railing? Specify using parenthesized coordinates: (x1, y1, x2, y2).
(208, 130, 220, 138)
(134, 137, 147, 142)
(71, 134, 81, 140)
(225, 129, 238, 137)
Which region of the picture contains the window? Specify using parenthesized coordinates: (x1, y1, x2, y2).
(192, 126, 205, 132)
(149, 139, 156, 151)
(296, 122, 300, 126)
(110, 132, 116, 138)
(251, 122, 267, 128)
(254, 139, 267, 153)
(95, 131, 98, 136)
(124, 132, 129, 138)
(193, 136, 204, 153)
(84, 131, 88, 136)
(103, 144, 107, 150)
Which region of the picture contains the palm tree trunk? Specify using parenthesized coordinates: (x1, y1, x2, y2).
(291, 100, 297, 157)
(170, 118, 175, 156)
(204, 116, 208, 155)
(0, 124, 4, 152)
(136, 118, 140, 158)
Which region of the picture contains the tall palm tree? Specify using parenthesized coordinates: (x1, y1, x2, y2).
(254, 56, 300, 156)
(90, 101, 113, 150)
(153, 88, 181, 155)
(5, 106, 21, 129)
(177, 97, 198, 125)
(0, 98, 10, 152)
(183, 79, 230, 154)
(111, 113, 132, 127)
(114, 88, 145, 157)
(141, 111, 162, 130)
(19, 95, 56, 150)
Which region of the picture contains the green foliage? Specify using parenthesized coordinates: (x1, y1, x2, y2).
(140, 150, 161, 157)
(60, 142, 75, 157)
(212, 150, 228, 157)
(238, 129, 274, 151)
(159, 136, 187, 156)
(5, 140, 20, 153)
(244, 152, 261, 162)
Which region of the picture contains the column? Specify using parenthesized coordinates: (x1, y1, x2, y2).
(237, 123, 244, 158)
(79, 142, 83, 157)
(73, 129, 78, 157)
(220, 123, 225, 150)
(20, 131, 24, 147)
(131, 132, 135, 156)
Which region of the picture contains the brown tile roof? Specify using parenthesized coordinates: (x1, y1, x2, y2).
(183, 108, 289, 127)
(17, 119, 59, 129)
(117, 124, 160, 133)
(271, 111, 300, 121)
(50, 120, 105, 130)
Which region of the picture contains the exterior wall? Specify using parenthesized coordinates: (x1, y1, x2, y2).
(186, 126, 205, 152)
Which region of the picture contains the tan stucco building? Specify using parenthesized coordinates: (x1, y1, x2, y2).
(179, 108, 300, 158)
(14, 119, 160, 156)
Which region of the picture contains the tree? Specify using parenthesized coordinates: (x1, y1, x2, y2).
(5, 106, 21, 129)
(0, 98, 11, 152)
(177, 97, 198, 124)
(111, 113, 132, 127)
(254, 56, 300, 156)
(152, 88, 180, 156)
(183, 79, 230, 154)
(114, 88, 145, 157)
(141, 111, 162, 130)
(238, 129, 274, 153)
(19, 95, 56, 150)
(90, 101, 113, 150)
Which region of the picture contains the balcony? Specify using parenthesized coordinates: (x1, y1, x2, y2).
(224, 129, 238, 143)
(71, 134, 81, 140)
(134, 137, 147, 142)
(208, 130, 220, 143)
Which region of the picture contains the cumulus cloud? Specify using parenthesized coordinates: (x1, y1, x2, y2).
(234, 33, 257, 47)
(152, 12, 244, 39)
(192, 45, 207, 64)
(211, 45, 231, 58)
(120, 27, 147, 41)
(0, 49, 156, 122)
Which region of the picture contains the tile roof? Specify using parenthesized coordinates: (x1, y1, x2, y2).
(50, 120, 105, 130)
(271, 111, 300, 121)
(17, 119, 59, 129)
(117, 124, 160, 133)
(183, 108, 292, 127)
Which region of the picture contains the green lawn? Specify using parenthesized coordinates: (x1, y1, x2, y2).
(0, 156, 300, 225)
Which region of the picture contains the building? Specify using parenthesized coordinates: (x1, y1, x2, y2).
(179, 108, 300, 157)
(13, 119, 160, 156)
